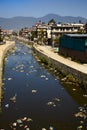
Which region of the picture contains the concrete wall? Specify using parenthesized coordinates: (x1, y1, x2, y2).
(0, 41, 15, 102)
(33, 45, 87, 86)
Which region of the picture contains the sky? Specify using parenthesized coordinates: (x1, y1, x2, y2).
(0, 0, 87, 18)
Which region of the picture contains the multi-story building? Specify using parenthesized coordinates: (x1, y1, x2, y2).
(51, 23, 84, 38)
(35, 22, 84, 45)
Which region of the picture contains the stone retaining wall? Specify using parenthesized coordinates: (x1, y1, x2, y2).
(33, 45, 87, 86)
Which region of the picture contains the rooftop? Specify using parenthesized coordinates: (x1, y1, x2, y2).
(65, 34, 87, 38)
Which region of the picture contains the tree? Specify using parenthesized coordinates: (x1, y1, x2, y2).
(37, 29, 44, 44)
(31, 31, 37, 41)
(58, 22, 62, 24)
(48, 19, 56, 25)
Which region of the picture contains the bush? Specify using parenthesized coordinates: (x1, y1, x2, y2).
(66, 74, 76, 82)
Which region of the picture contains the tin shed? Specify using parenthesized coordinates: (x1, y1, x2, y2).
(59, 34, 87, 63)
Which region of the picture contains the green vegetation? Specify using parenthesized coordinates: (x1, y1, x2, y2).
(66, 74, 77, 83)
(48, 19, 56, 24)
(40, 57, 49, 65)
(31, 31, 37, 41)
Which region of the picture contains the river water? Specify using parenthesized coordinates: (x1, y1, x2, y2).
(0, 41, 87, 130)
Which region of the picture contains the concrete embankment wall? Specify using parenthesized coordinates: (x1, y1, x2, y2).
(33, 45, 87, 86)
(16, 36, 29, 43)
(0, 41, 15, 102)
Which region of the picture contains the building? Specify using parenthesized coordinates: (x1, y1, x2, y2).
(51, 23, 84, 38)
(47, 23, 84, 46)
(29, 22, 84, 46)
(59, 34, 87, 63)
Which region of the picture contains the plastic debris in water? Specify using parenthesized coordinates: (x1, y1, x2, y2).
(13, 122, 17, 127)
(54, 97, 60, 102)
(24, 125, 28, 129)
(42, 128, 46, 130)
(22, 117, 27, 121)
(47, 102, 54, 106)
(5, 104, 9, 108)
(27, 118, 33, 122)
(40, 75, 46, 78)
(8, 78, 12, 80)
(26, 128, 30, 130)
(10, 116, 32, 129)
(49, 126, 54, 130)
(77, 125, 83, 129)
(45, 78, 49, 80)
(74, 111, 86, 119)
(32, 89, 37, 93)
(17, 119, 22, 124)
(10, 94, 17, 103)
(83, 94, 87, 97)
(72, 88, 76, 91)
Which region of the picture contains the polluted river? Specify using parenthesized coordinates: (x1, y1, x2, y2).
(0, 40, 87, 130)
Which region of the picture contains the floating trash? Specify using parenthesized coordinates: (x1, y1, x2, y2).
(80, 121, 84, 124)
(8, 78, 12, 81)
(42, 128, 46, 130)
(45, 78, 49, 80)
(17, 119, 22, 124)
(74, 105, 87, 130)
(49, 126, 54, 130)
(22, 117, 27, 121)
(53, 97, 60, 102)
(32, 89, 37, 93)
(10, 116, 33, 129)
(83, 94, 87, 97)
(40, 75, 46, 78)
(24, 125, 28, 129)
(30, 65, 34, 68)
(53, 104, 56, 107)
(77, 125, 83, 129)
(26, 128, 30, 130)
(47, 97, 61, 107)
(20, 70, 24, 72)
(74, 111, 86, 118)
(10, 94, 17, 103)
(5, 104, 9, 108)
(47, 102, 55, 106)
(72, 88, 76, 91)
(27, 118, 33, 122)
(13, 122, 17, 127)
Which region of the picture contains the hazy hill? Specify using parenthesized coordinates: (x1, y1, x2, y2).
(0, 14, 87, 30)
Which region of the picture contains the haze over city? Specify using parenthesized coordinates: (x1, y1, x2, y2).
(0, 0, 87, 18)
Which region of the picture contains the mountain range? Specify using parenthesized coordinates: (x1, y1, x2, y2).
(0, 14, 87, 30)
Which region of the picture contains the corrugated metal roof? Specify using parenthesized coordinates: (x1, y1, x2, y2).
(65, 34, 87, 37)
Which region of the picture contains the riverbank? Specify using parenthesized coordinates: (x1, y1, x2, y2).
(0, 40, 15, 102)
(14, 36, 34, 45)
(33, 43, 87, 86)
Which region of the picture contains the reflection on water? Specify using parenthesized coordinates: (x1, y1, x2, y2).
(0, 41, 87, 130)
